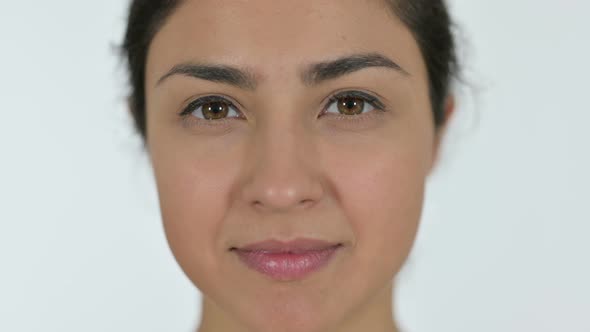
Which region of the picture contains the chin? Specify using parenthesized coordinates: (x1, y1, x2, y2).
(218, 284, 349, 332)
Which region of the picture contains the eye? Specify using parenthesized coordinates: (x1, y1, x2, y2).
(179, 95, 242, 121)
(323, 91, 387, 118)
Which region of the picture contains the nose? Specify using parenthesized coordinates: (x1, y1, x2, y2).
(237, 118, 324, 214)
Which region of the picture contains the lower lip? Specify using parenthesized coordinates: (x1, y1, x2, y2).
(233, 245, 342, 281)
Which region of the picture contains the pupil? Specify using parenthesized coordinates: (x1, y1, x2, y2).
(345, 99, 357, 109)
(203, 101, 229, 120)
(210, 103, 224, 113)
(338, 97, 363, 115)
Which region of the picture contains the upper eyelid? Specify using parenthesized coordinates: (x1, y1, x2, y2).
(180, 89, 385, 116)
(325, 90, 386, 111)
(328, 90, 380, 102)
(179, 94, 241, 115)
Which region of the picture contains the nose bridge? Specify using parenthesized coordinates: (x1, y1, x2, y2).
(239, 111, 323, 214)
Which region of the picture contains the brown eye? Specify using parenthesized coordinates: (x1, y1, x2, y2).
(180, 96, 241, 122)
(202, 101, 230, 120)
(337, 97, 365, 115)
(323, 91, 385, 119)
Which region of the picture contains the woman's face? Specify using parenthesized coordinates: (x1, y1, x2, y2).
(145, 0, 442, 331)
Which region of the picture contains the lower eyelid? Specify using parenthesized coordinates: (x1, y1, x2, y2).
(179, 91, 388, 125)
(323, 97, 385, 116)
(180, 114, 234, 130)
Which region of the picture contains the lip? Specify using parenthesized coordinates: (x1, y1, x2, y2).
(231, 238, 343, 281)
(234, 238, 341, 253)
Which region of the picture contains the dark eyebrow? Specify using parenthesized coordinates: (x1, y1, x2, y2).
(156, 63, 258, 90)
(302, 53, 410, 86)
(156, 53, 408, 89)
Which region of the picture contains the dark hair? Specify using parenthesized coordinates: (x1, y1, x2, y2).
(122, 0, 459, 139)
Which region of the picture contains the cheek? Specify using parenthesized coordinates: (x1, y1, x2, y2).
(148, 135, 238, 287)
(326, 137, 428, 280)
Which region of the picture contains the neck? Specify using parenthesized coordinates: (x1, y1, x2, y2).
(196, 280, 400, 332)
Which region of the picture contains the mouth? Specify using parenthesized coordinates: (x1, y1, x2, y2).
(230, 238, 343, 281)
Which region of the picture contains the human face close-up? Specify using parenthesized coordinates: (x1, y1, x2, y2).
(144, 0, 448, 331)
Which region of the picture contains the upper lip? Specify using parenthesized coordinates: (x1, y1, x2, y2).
(233, 238, 341, 253)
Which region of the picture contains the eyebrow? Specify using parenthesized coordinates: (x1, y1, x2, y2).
(156, 63, 258, 90)
(302, 53, 410, 86)
(156, 52, 409, 89)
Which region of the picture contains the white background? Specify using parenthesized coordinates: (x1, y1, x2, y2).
(1, 1, 588, 331)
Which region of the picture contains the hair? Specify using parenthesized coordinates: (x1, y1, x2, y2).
(121, 0, 459, 139)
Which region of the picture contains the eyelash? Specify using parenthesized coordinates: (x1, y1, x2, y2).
(178, 90, 388, 128)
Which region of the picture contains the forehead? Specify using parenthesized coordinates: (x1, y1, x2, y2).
(146, 0, 426, 86)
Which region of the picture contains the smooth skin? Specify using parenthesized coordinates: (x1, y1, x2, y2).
(144, 0, 454, 331)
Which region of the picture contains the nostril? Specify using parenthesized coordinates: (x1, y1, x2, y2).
(296, 199, 317, 210)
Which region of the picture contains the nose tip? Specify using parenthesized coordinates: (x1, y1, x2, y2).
(241, 169, 324, 213)
(251, 186, 318, 212)
(238, 148, 324, 214)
